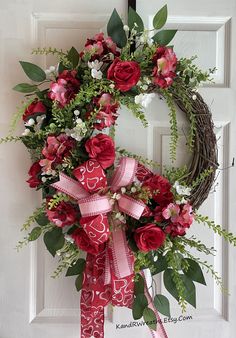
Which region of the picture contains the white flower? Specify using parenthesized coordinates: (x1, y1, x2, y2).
(134, 93, 155, 108)
(65, 119, 87, 142)
(25, 118, 35, 127)
(41, 176, 47, 183)
(192, 94, 197, 100)
(88, 60, 103, 71)
(45, 65, 57, 79)
(176, 197, 188, 205)
(121, 187, 126, 194)
(22, 128, 31, 136)
(74, 109, 80, 116)
(64, 234, 75, 243)
(91, 68, 103, 80)
(123, 25, 129, 32)
(174, 181, 191, 196)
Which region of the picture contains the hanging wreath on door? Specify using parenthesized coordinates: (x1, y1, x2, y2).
(1, 5, 235, 338)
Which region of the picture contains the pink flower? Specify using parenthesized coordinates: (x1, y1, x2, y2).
(165, 203, 194, 237)
(152, 46, 177, 88)
(46, 201, 78, 227)
(40, 134, 75, 172)
(178, 204, 194, 227)
(162, 203, 180, 222)
(93, 93, 119, 130)
(49, 79, 67, 106)
(48, 70, 80, 107)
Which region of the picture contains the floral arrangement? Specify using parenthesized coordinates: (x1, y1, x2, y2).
(2, 5, 236, 338)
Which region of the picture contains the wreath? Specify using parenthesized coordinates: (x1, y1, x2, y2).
(1, 5, 235, 338)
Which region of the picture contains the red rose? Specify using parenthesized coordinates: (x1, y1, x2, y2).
(107, 58, 141, 92)
(26, 161, 42, 188)
(46, 201, 78, 227)
(85, 133, 115, 169)
(143, 174, 173, 206)
(71, 228, 104, 255)
(23, 99, 46, 121)
(134, 224, 166, 252)
(152, 46, 177, 88)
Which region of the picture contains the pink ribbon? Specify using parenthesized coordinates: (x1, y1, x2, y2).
(51, 157, 168, 338)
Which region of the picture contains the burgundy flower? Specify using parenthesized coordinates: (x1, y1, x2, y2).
(85, 133, 115, 169)
(152, 46, 177, 88)
(143, 174, 173, 207)
(71, 228, 104, 255)
(23, 99, 46, 121)
(26, 161, 42, 188)
(134, 223, 166, 252)
(82, 32, 120, 60)
(107, 58, 141, 92)
(40, 134, 75, 172)
(46, 201, 78, 227)
(48, 70, 80, 107)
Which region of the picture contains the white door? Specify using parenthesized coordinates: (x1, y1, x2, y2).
(0, 1, 235, 338)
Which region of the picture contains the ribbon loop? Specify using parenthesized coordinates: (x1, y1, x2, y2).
(79, 195, 112, 217)
(51, 172, 90, 200)
(110, 157, 137, 192)
(118, 194, 146, 219)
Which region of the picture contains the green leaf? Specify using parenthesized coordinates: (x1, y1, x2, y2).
(151, 254, 168, 275)
(58, 62, 68, 74)
(66, 259, 86, 276)
(163, 269, 179, 302)
(152, 30, 177, 46)
(75, 274, 83, 292)
(163, 269, 196, 308)
(153, 5, 168, 30)
(143, 307, 157, 331)
(132, 294, 148, 320)
(43, 227, 65, 257)
(181, 274, 196, 308)
(13, 83, 38, 93)
(19, 61, 46, 82)
(134, 274, 145, 295)
(154, 294, 170, 317)
(183, 258, 206, 285)
(28, 227, 42, 241)
(128, 7, 144, 33)
(35, 213, 49, 226)
(68, 47, 80, 68)
(107, 8, 127, 48)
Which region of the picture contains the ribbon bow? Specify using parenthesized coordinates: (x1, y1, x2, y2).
(51, 157, 168, 338)
(51, 157, 145, 337)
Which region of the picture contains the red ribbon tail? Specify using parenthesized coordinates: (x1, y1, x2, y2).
(81, 297, 105, 338)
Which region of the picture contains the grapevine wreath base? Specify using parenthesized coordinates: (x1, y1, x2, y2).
(173, 91, 218, 209)
(1, 4, 235, 338)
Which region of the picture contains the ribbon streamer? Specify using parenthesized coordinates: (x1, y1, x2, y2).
(51, 157, 167, 338)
